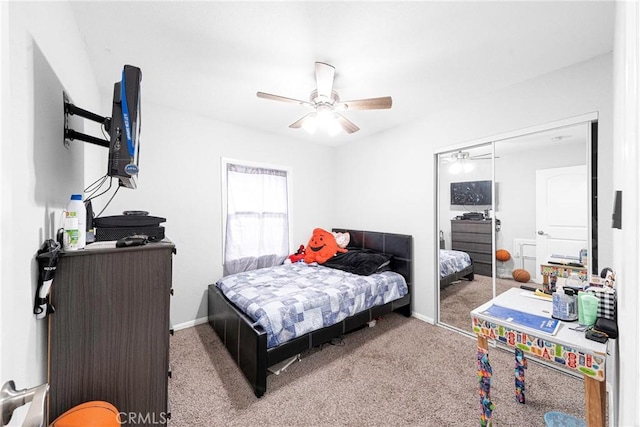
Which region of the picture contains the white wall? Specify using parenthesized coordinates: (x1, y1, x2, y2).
(333, 53, 613, 323)
(0, 1, 102, 423)
(101, 102, 334, 326)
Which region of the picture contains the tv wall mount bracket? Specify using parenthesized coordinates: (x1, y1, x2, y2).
(63, 91, 111, 149)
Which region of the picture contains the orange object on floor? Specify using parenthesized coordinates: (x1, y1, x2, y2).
(50, 401, 119, 427)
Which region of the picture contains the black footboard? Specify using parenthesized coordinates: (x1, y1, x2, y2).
(208, 285, 268, 397)
(208, 284, 410, 397)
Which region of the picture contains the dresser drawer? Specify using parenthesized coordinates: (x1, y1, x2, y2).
(451, 231, 492, 244)
(451, 220, 492, 234)
(452, 241, 492, 255)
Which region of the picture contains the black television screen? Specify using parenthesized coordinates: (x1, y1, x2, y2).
(450, 180, 492, 206)
(108, 65, 142, 189)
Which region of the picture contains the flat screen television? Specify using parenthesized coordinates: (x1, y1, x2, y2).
(108, 65, 142, 189)
(450, 180, 492, 207)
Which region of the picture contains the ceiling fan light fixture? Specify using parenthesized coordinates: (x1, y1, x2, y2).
(302, 113, 318, 134)
(257, 62, 392, 136)
(326, 116, 342, 137)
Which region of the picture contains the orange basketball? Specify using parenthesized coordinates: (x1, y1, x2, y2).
(51, 401, 120, 427)
(512, 269, 531, 283)
(496, 249, 511, 262)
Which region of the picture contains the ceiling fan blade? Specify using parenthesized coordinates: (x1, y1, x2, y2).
(289, 113, 316, 129)
(257, 91, 312, 107)
(337, 96, 392, 111)
(315, 62, 335, 99)
(335, 113, 360, 134)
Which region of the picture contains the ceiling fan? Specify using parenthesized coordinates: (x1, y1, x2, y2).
(442, 150, 496, 174)
(256, 62, 392, 135)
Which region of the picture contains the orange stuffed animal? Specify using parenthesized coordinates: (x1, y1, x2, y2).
(304, 228, 347, 264)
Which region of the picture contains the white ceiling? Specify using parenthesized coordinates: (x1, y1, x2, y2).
(69, 1, 615, 147)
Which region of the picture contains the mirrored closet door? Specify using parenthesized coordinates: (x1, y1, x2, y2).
(436, 118, 596, 333)
(437, 143, 496, 331)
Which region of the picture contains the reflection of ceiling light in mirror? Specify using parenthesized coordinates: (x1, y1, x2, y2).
(449, 160, 474, 174)
(448, 152, 474, 173)
(449, 162, 462, 174)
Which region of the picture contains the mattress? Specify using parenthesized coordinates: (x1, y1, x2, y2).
(440, 249, 472, 278)
(216, 262, 408, 348)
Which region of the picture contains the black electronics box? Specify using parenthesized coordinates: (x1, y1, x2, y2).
(462, 212, 485, 220)
(95, 226, 165, 242)
(94, 214, 166, 242)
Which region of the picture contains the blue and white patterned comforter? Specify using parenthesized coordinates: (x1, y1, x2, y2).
(440, 249, 472, 278)
(216, 263, 408, 348)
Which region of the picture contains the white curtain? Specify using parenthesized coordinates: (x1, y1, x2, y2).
(224, 163, 289, 273)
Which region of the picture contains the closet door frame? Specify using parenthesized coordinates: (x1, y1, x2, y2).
(434, 112, 597, 329)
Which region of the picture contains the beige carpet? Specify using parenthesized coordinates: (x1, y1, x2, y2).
(168, 312, 593, 426)
(440, 274, 520, 332)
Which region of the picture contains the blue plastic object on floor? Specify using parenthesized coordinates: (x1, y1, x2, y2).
(544, 411, 587, 427)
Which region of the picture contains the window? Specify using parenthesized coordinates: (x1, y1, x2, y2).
(222, 159, 291, 274)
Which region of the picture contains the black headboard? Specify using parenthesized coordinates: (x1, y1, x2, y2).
(332, 228, 413, 288)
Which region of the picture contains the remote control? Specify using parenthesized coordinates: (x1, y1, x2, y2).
(116, 235, 149, 248)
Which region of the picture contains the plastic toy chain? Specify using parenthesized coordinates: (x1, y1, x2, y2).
(477, 346, 494, 427)
(515, 348, 527, 404)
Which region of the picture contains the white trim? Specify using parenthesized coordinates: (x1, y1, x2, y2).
(173, 317, 209, 332)
(613, 2, 640, 425)
(411, 312, 435, 325)
(433, 112, 598, 155)
(434, 151, 440, 323)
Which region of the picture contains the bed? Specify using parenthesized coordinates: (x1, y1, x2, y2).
(440, 249, 474, 289)
(207, 228, 412, 397)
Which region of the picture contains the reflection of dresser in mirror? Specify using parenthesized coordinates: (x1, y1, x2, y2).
(451, 219, 493, 276)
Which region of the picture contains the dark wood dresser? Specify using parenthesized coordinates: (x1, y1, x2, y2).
(48, 241, 175, 425)
(451, 219, 493, 276)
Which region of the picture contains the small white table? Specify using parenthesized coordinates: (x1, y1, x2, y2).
(471, 287, 608, 427)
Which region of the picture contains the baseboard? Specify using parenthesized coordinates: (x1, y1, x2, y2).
(411, 312, 435, 324)
(173, 316, 208, 331)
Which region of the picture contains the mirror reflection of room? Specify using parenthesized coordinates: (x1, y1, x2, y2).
(438, 143, 495, 331)
(438, 122, 593, 333)
(494, 124, 590, 291)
